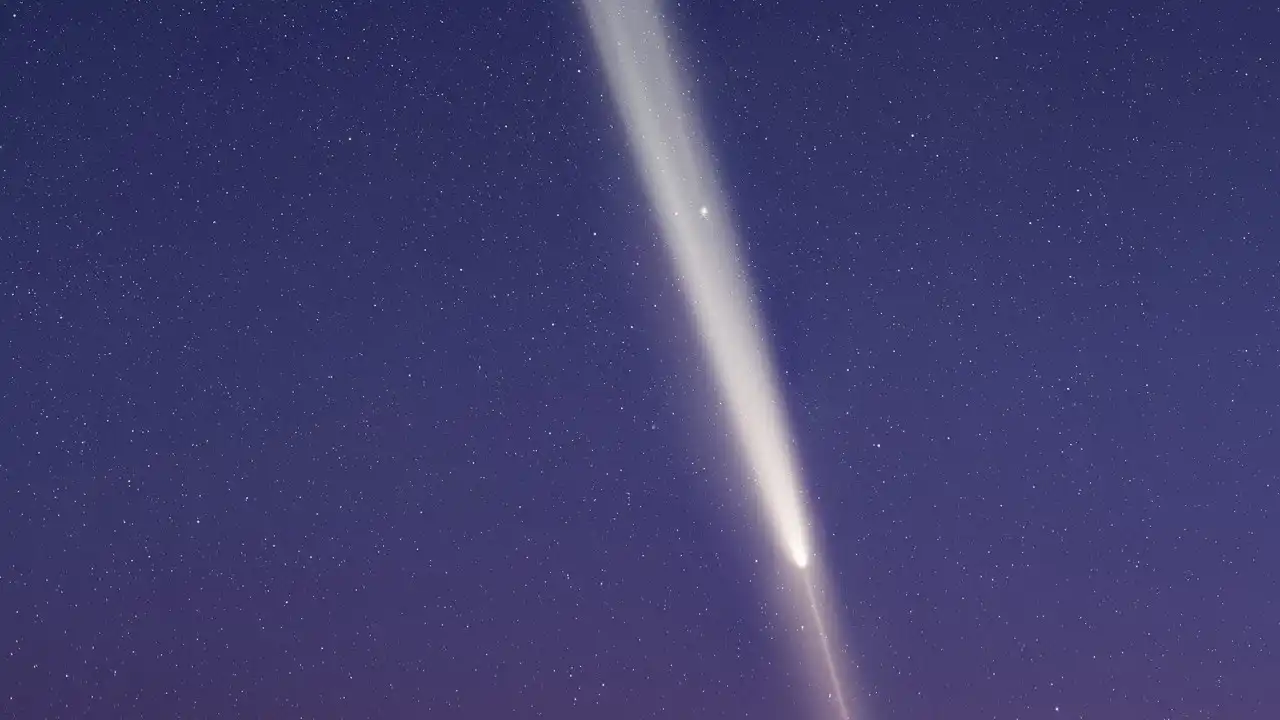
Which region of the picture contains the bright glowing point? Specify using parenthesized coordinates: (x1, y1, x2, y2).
(793, 546, 810, 569)
(580, 1, 856, 718)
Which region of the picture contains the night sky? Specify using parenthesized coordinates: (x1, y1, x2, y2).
(4, 1, 1278, 718)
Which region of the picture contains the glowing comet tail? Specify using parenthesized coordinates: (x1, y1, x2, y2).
(581, 1, 855, 717)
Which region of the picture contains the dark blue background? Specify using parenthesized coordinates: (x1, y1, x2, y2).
(4, 1, 1277, 718)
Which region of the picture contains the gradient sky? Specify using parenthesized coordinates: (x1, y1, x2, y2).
(3, 1, 1277, 718)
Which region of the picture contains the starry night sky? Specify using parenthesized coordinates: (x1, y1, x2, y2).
(4, 1, 1278, 718)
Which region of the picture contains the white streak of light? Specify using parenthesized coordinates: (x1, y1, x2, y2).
(804, 570, 852, 720)
(581, 0, 811, 575)
(580, 1, 854, 717)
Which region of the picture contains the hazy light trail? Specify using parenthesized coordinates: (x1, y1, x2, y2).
(805, 570, 853, 720)
(580, 1, 853, 717)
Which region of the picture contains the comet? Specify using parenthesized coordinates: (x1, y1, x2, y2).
(579, 1, 857, 717)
